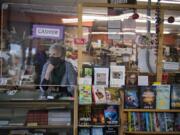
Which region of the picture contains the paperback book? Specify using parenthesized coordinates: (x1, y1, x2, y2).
(94, 67, 109, 86)
(78, 106, 91, 125)
(156, 85, 171, 109)
(104, 127, 118, 135)
(171, 84, 180, 109)
(79, 128, 90, 135)
(140, 86, 156, 109)
(79, 85, 92, 105)
(92, 106, 105, 125)
(105, 88, 120, 104)
(124, 87, 139, 109)
(91, 127, 103, 135)
(92, 85, 106, 104)
(110, 65, 125, 87)
(104, 105, 119, 125)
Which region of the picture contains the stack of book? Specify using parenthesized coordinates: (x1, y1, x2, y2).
(48, 110, 71, 126)
(26, 110, 48, 126)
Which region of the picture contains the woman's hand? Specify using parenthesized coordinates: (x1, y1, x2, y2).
(45, 64, 54, 80)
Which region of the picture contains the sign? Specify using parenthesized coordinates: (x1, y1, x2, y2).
(74, 38, 85, 45)
(32, 24, 64, 39)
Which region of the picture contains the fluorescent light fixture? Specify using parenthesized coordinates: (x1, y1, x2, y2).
(83, 32, 136, 36)
(137, 0, 180, 4)
(136, 29, 170, 34)
(136, 19, 180, 25)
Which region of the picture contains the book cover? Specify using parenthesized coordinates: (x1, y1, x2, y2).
(158, 113, 166, 131)
(79, 128, 91, 135)
(140, 86, 156, 109)
(104, 127, 118, 135)
(94, 67, 109, 86)
(154, 112, 160, 132)
(174, 113, 180, 131)
(92, 85, 106, 104)
(105, 88, 120, 104)
(156, 85, 171, 109)
(78, 106, 91, 125)
(110, 65, 125, 87)
(91, 127, 103, 135)
(165, 113, 174, 131)
(82, 64, 93, 78)
(126, 73, 138, 86)
(124, 87, 139, 109)
(92, 106, 105, 125)
(104, 105, 119, 125)
(171, 84, 180, 109)
(145, 112, 150, 131)
(79, 85, 92, 105)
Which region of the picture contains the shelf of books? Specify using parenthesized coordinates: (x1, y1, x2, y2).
(124, 131, 180, 134)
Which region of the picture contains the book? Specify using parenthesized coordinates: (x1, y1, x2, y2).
(156, 85, 171, 109)
(79, 128, 90, 135)
(128, 112, 132, 131)
(78, 106, 91, 125)
(94, 67, 109, 86)
(79, 85, 92, 105)
(174, 113, 180, 131)
(164, 113, 174, 131)
(124, 87, 139, 109)
(9, 116, 26, 126)
(140, 86, 156, 109)
(158, 113, 166, 131)
(91, 127, 103, 135)
(92, 106, 105, 125)
(110, 65, 125, 87)
(126, 73, 137, 86)
(105, 88, 120, 104)
(104, 127, 118, 135)
(171, 84, 180, 109)
(104, 105, 119, 125)
(92, 85, 106, 104)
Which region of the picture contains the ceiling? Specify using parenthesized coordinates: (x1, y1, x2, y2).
(2, 0, 180, 34)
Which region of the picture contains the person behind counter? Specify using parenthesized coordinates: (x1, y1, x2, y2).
(40, 43, 77, 99)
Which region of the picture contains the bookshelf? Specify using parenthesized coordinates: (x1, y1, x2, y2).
(0, 125, 73, 129)
(77, 2, 180, 135)
(124, 131, 180, 134)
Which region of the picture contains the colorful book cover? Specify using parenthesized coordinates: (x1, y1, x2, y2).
(79, 128, 90, 135)
(91, 127, 103, 135)
(140, 113, 145, 131)
(124, 87, 139, 109)
(136, 112, 141, 131)
(156, 85, 171, 109)
(104, 127, 118, 135)
(105, 88, 120, 104)
(92, 85, 106, 104)
(94, 67, 109, 86)
(110, 65, 125, 87)
(140, 86, 156, 109)
(165, 113, 174, 131)
(104, 105, 119, 125)
(171, 84, 180, 109)
(79, 85, 92, 105)
(78, 106, 91, 125)
(92, 106, 105, 125)
(149, 113, 153, 131)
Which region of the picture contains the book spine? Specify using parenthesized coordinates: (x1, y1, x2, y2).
(128, 112, 132, 132)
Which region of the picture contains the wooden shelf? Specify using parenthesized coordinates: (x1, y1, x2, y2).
(78, 124, 120, 128)
(0, 125, 73, 129)
(124, 131, 180, 134)
(0, 100, 74, 108)
(79, 103, 120, 106)
(123, 109, 180, 112)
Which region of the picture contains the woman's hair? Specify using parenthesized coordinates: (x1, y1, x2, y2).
(49, 43, 66, 59)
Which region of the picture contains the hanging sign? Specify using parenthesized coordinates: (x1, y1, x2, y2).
(32, 24, 64, 39)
